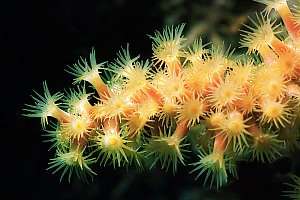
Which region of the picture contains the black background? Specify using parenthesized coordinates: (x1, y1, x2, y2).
(2, 0, 295, 199)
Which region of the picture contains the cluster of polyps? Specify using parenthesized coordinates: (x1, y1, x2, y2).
(24, 0, 300, 190)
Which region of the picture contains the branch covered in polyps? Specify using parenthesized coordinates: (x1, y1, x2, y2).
(23, 0, 300, 192)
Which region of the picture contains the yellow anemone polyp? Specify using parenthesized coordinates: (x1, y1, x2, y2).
(102, 132, 123, 150)
(176, 96, 207, 127)
(99, 94, 133, 119)
(253, 66, 286, 99)
(235, 90, 257, 114)
(260, 98, 292, 128)
(240, 12, 281, 54)
(139, 98, 160, 117)
(157, 98, 178, 125)
(167, 135, 181, 147)
(218, 111, 250, 151)
(126, 113, 149, 136)
(183, 65, 210, 95)
(122, 67, 149, 93)
(150, 24, 185, 68)
(154, 41, 180, 64)
(72, 119, 88, 133)
(162, 101, 178, 115)
(266, 80, 286, 99)
(207, 151, 225, 169)
(224, 111, 248, 136)
(206, 111, 226, 129)
(154, 74, 186, 99)
(61, 115, 91, 141)
(61, 148, 85, 166)
(228, 63, 255, 87)
(209, 81, 242, 109)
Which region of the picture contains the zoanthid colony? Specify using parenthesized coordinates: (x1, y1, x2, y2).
(23, 0, 300, 197)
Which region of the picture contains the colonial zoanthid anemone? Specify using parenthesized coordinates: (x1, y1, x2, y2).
(23, 0, 300, 197)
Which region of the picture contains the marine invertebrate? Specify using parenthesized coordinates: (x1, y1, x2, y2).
(23, 0, 300, 195)
(284, 174, 300, 200)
